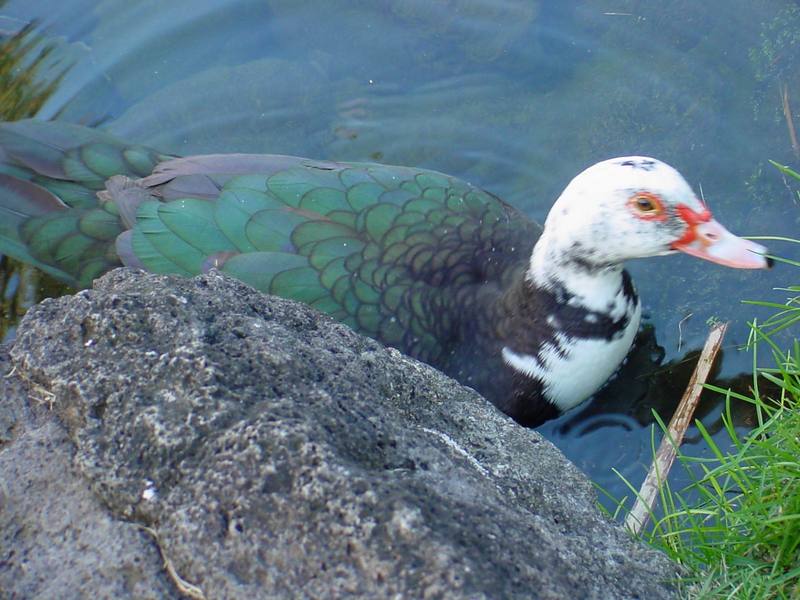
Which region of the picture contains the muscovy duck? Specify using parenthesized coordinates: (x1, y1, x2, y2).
(0, 120, 770, 426)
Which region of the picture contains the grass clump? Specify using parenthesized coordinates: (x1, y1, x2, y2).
(644, 378, 800, 598)
(612, 325, 800, 598)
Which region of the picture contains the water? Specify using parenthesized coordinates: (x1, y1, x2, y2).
(1, 0, 799, 508)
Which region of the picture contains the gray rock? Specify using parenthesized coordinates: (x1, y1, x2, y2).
(0, 348, 177, 600)
(2, 268, 677, 599)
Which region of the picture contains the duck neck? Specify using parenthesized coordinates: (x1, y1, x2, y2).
(526, 230, 638, 320)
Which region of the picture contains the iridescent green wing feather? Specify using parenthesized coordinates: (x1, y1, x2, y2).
(0, 120, 167, 287)
(0, 120, 166, 204)
(127, 160, 536, 363)
(0, 120, 537, 365)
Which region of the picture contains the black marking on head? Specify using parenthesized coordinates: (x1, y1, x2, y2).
(618, 159, 657, 172)
(571, 256, 598, 272)
(566, 241, 596, 272)
(568, 240, 590, 257)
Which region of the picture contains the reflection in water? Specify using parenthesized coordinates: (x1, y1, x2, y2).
(751, 5, 800, 160)
(540, 325, 784, 496)
(111, 57, 335, 157)
(0, 22, 72, 342)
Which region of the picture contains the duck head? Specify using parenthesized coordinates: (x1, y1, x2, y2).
(534, 156, 771, 271)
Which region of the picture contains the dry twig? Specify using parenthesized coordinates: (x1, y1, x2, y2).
(625, 321, 728, 534)
(139, 525, 206, 600)
(677, 312, 693, 352)
(782, 83, 800, 161)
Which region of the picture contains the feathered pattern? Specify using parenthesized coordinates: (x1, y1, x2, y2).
(0, 120, 167, 286)
(129, 158, 539, 369)
(0, 120, 539, 381)
(483, 273, 637, 424)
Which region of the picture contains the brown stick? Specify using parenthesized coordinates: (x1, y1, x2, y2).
(625, 321, 729, 535)
(782, 83, 800, 162)
(139, 525, 206, 600)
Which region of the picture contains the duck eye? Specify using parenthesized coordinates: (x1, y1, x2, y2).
(635, 196, 656, 211)
(629, 192, 663, 218)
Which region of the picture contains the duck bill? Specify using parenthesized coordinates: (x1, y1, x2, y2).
(671, 218, 771, 269)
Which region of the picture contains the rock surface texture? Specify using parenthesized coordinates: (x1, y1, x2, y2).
(1, 269, 677, 599)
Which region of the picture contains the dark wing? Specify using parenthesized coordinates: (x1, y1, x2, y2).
(124, 156, 539, 365)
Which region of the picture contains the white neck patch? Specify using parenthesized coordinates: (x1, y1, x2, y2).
(502, 302, 641, 412)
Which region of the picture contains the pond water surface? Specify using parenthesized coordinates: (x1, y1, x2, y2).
(1, 0, 799, 508)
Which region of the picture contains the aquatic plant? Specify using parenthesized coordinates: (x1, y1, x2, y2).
(0, 23, 65, 120)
